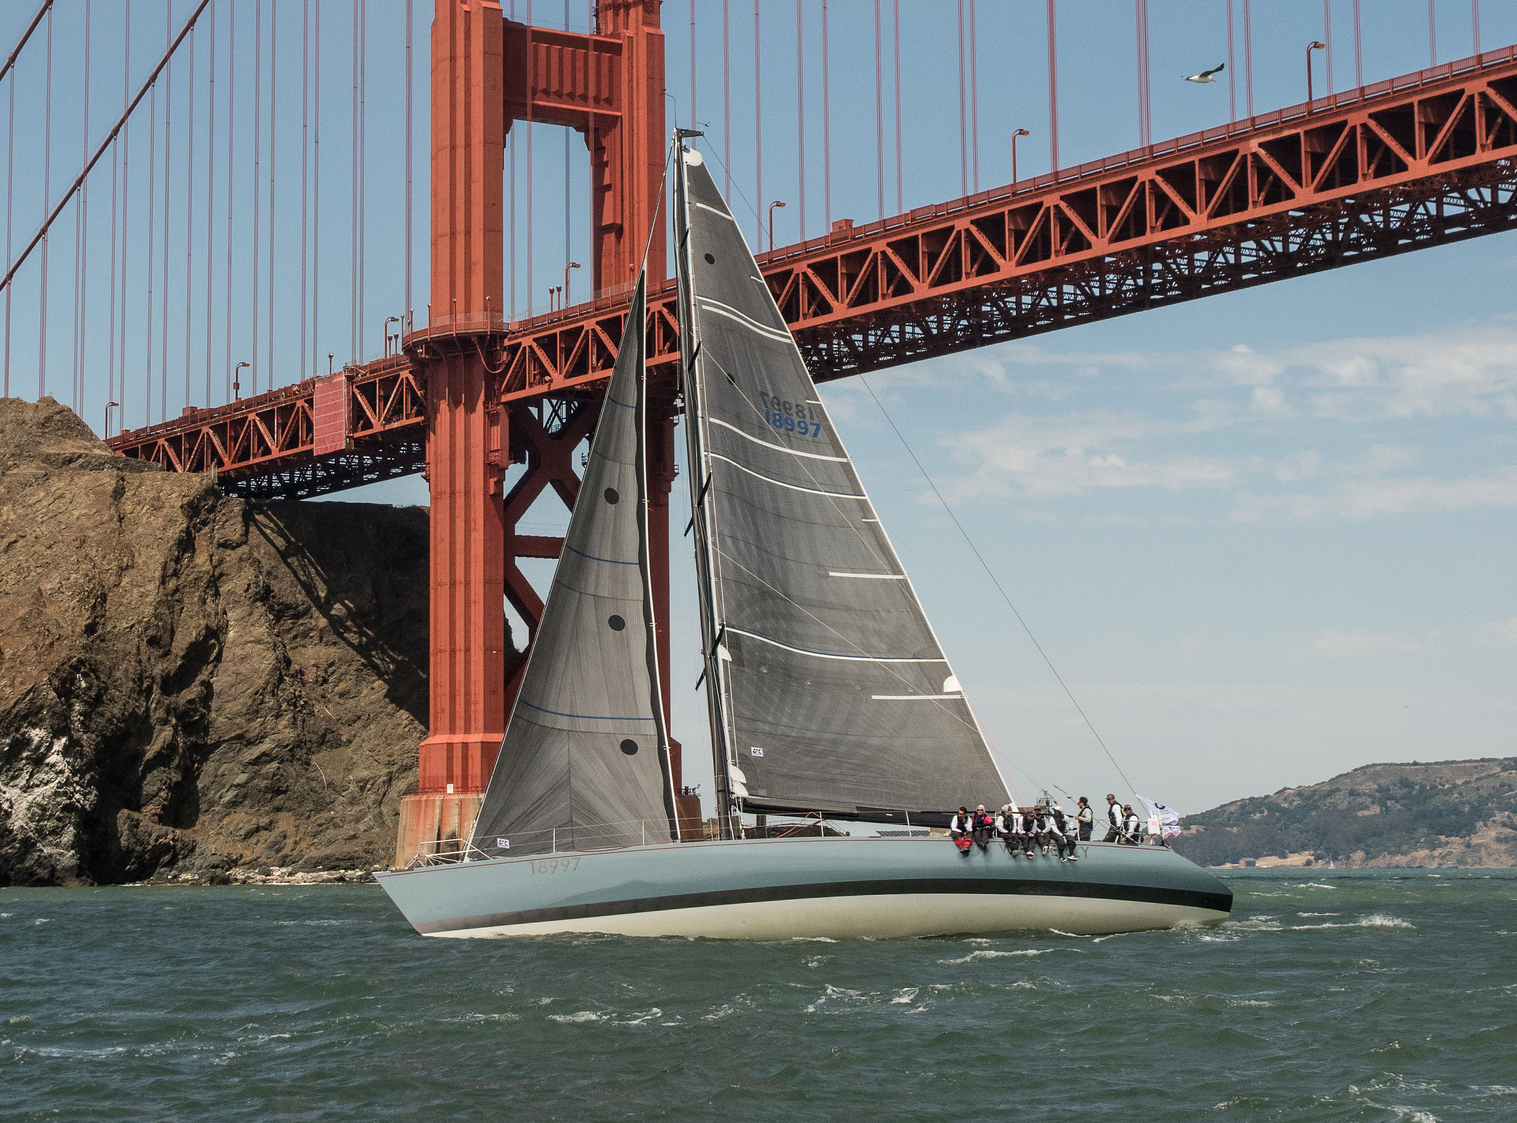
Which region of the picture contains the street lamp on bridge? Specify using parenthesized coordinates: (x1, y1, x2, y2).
(1307, 41, 1327, 110)
(104, 401, 119, 439)
(384, 316, 401, 357)
(768, 200, 786, 251)
(234, 362, 250, 401)
(1011, 128, 1031, 186)
(564, 261, 581, 306)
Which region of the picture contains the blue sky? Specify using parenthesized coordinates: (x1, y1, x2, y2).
(3, 1, 1513, 813)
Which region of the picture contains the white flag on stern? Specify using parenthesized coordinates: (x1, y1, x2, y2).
(1137, 796, 1181, 839)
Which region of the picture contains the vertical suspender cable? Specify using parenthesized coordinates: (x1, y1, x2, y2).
(1472, 1, 1481, 54)
(405, 0, 412, 319)
(267, 2, 276, 386)
(1323, 0, 1333, 93)
(302, 0, 309, 374)
(1244, 0, 1253, 119)
(525, 0, 532, 316)
(690, 1, 696, 131)
(145, 28, 156, 421)
(723, 0, 730, 200)
(873, 0, 883, 218)
(185, 21, 193, 404)
(820, 0, 828, 227)
(160, 3, 172, 420)
(969, 0, 978, 192)
(562, 0, 569, 302)
(314, 0, 321, 364)
(1427, 1, 1436, 67)
(226, 0, 235, 400)
(508, 0, 515, 317)
(40, 5, 52, 400)
(108, 89, 118, 425)
(795, 0, 803, 238)
(75, 2, 93, 412)
(1136, 0, 1151, 147)
(3, 68, 11, 399)
(892, 0, 901, 212)
(1046, 0, 1058, 173)
(956, 0, 965, 196)
(1353, 0, 1362, 88)
(120, 1, 130, 417)
(754, 0, 762, 249)
(1226, 0, 1236, 121)
(358, 0, 365, 347)
(205, 0, 215, 405)
(349, 0, 356, 358)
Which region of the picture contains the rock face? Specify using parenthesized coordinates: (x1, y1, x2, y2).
(0, 397, 455, 886)
(1172, 758, 1517, 868)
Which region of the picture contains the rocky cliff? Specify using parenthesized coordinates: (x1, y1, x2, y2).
(1172, 758, 1517, 868)
(0, 396, 451, 886)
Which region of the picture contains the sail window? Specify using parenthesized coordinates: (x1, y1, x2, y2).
(608, 615, 626, 631)
(620, 739, 639, 756)
(604, 487, 620, 505)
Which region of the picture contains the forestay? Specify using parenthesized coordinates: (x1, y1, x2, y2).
(470, 277, 678, 856)
(675, 148, 1010, 824)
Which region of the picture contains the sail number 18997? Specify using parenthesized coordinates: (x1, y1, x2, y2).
(759, 392, 822, 438)
(531, 857, 580, 874)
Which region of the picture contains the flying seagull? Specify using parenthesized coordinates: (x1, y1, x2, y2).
(1184, 63, 1225, 84)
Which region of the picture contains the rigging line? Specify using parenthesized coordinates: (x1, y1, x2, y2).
(795, 0, 803, 237)
(40, 3, 51, 399)
(892, 0, 900, 213)
(204, 0, 214, 407)
(855, 372, 1138, 796)
(0, 0, 215, 307)
(0, 2, 54, 88)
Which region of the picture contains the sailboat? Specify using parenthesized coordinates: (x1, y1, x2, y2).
(373, 141, 1232, 940)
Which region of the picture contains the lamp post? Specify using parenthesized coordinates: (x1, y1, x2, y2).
(767, 200, 786, 251)
(383, 316, 401, 357)
(104, 400, 119, 439)
(1307, 41, 1326, 110)
(234, 362, 250, 401)
(564, 261, 581, 306)
(1011, 128, 1031, 186)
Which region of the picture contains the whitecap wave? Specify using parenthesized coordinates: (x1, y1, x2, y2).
(548, 1010, 607, 1024)
(937, 948, 1060, 964)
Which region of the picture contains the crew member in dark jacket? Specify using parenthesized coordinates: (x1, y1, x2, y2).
(971, 805, 995, 851)
(1103, 793, 1123, 842)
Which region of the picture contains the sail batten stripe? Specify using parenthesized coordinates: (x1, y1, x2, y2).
(564, 544, 639, 567)
(871, 694, 965, 700)
(697, 297, 793, 343)
(727, 625, 947, 664)
(519, 700, 656, 723)
(710, 416, 849, 461)
(694, 200, 736, 221)
(709, 453, 866, 498)
(829, 571, 906, 579)
(606, 393, 636, 410)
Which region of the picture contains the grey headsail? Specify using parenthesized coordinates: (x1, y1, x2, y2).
(469, 276, 678, 856)
(674, 145, 1011, 828)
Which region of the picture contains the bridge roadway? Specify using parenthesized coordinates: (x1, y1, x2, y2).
(109, 45, 1517, 500)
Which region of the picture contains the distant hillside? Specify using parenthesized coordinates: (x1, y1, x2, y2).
(1171, 758, 1517, 868)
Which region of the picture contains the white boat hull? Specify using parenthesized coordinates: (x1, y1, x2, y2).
(376, 835, 1231, 941)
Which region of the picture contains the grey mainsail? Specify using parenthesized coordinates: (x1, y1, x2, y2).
(469, 276, 678, 855)
(674, 146, 1011, 827)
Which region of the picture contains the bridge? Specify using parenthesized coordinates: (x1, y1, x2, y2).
(4, 1, 1516, 859)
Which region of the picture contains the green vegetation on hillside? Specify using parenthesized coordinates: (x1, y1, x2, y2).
(1171, 758, 1517, 867)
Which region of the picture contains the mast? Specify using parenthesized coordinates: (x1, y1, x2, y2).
(673, 133, 739, 839)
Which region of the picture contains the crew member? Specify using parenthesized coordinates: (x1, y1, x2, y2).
(950, 806, 972, 850)
(972, 805, 995, 851)
(1104, 793, 1123, 842)
(1051, 805, 1076, 861)
(1076, 797, 1095, 842)
(1120, 804, 1143, 845)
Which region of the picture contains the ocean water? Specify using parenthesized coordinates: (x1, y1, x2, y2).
(2, 870, 1513, 1122)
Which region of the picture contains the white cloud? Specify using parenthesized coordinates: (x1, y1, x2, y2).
(1233, 466, 1517, 521)
(1478, 618, 1517, 646)
(1312, 630, 1423, 658)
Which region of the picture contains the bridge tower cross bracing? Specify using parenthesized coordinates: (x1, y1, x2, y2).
(396, 0, 671, 862)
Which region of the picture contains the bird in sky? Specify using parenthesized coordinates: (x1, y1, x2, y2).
(1183, 63, 1226, 84)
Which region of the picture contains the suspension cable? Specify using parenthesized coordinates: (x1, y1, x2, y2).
(39, 3, 51, 399)
(956, 0, 965, 195)
(313, 0, 321, 371)
(404, 0, 412, 321)
(253, 0, 262, 394)
(753, 0, 762, 249)
(855, 374, 1139, 796)
(970, 0, 978, 192)
(301, 0, 308, 376)
(226, 0, 235, 401)
(145, 33, 156, 424)
(723, 0, 730, 199)
(268, 1, 276, 388)
(1046, 0, 1059, 171)
(118, 0, 130, 423)
(892, 0, 901, 212)
(874, 0, 883, 218)
(184, 18, 193, 406)
(160, 1, 171, 422)
(795, 0, 804, 238)
(204, 0, 214, 406)
(73, 0, 91, 413)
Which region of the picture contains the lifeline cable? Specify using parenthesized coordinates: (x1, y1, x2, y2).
(856, 372, 1139, 796)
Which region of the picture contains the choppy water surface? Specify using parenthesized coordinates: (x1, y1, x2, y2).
(3, 870, 1514, 1121)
